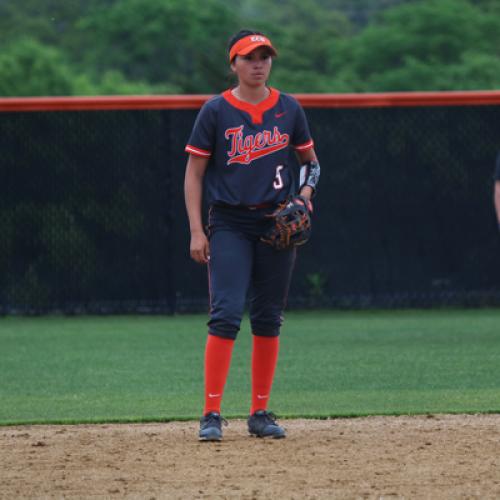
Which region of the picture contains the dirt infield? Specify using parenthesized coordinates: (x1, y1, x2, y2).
(1, 414, 500, 499)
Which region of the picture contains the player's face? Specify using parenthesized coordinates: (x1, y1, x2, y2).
(231, 47, 273, 87)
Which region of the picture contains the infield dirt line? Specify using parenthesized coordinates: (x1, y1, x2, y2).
(1, 414, 499, 499)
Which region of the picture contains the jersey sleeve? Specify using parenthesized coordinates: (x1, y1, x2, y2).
(291, 102, 314, 152)
(495, 152, 500, 181)
(185, 100, 216, 158)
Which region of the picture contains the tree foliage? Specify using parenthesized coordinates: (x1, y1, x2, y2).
(0, 0, 499, 95)
(331, 0, 500, 91)
(0, 38, 76, 97)
(0, 38, 174, 97)
(74, 0, 238, 93)
(252, 0, 352, 91)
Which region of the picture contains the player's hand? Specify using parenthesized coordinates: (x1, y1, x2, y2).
(296, 189, 313, 213)
(299, 186, 313, 214)
(299, 185, 314, 201)
(190, 230, 210, 264)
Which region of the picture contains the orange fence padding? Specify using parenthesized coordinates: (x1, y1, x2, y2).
(1, 90, 500, 112)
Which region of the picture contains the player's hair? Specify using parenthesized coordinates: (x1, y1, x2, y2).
(227, 29, 266, 62)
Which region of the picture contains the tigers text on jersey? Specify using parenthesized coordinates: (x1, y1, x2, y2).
(185, 88, 314, 206)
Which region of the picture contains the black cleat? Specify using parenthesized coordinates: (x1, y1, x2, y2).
(199, 412, 227, 441)
(247, 410, 286, 439)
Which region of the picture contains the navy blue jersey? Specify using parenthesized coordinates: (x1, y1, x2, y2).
(185, 88, 314, 206)
(495, 152, 500, 181)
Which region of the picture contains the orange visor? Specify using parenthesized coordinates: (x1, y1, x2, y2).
(229, 35, 277, 62)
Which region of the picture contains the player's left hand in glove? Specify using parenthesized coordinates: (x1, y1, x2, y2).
(261, 195, 313, 250)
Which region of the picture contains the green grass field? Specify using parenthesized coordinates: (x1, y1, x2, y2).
(1, 309, 499, 425)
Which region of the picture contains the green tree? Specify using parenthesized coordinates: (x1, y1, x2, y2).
(261, 0, 351, 92)
(0, 0, 110, 47)
(76, 0, 239, 93)
(0, 38, 75, 96)
(0, 37, 170, 97)
(73, 70, 180, 96)
(221, 0, 352, 92)
(1, 0, 499, 95)
(331, 0, 500, 91)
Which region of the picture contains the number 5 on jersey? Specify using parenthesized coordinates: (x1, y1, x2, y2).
(273, 165, 284, 189)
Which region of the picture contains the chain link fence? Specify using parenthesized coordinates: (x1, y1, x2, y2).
(1, 98, 499, 314)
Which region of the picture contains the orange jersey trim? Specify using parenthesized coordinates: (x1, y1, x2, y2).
(222, 88, 280, 125)
(294, 139, 314, 151)
(185, 145, 211, 158)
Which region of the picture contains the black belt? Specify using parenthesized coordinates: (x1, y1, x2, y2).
(214, 202, 275, 210)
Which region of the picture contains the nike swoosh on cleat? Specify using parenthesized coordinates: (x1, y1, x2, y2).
(256, 394, 268, 399)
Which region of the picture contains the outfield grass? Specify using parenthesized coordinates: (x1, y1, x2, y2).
(1, 309, 499, 425)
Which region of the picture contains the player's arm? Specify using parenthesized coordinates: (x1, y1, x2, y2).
(296, 148, 319, 201)
(494, 180, 500, 232)
(184, 154, 210, 264)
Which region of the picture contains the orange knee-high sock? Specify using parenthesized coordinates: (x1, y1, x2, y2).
(251, 335, 280, 415)
(203, 335, 235, 415)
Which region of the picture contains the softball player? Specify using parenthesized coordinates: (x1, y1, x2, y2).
(184, 30, 320, 441)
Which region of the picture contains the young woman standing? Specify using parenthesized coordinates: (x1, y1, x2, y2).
(184, 30, 320, 441)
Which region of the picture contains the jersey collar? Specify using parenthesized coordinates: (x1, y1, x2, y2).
(222, 87, 280, 125)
